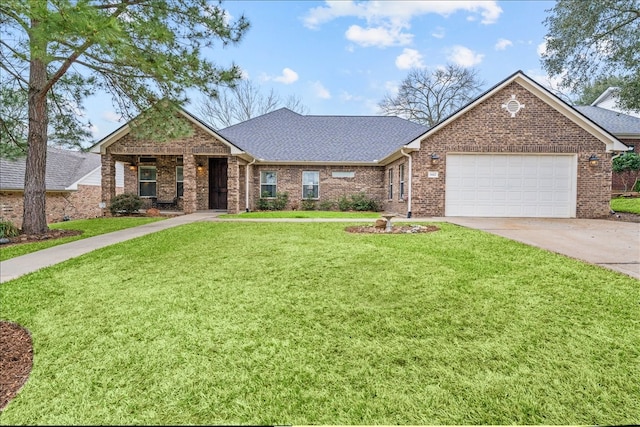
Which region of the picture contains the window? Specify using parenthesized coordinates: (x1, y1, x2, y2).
(388, 168, 393, 199)
(302, 171, 319, 199)
(399, 164, 405, 200)
(260, 171, 277, 198)
(139, 166, 157, 197)
(176, 166, 184, 198)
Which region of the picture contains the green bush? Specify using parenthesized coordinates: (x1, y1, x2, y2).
(338, 195, 352, 211)
(301, 197, 316, 211)
(338, 192, 381, 212)
(258, 192, 289, 211)
(0, 219, 20, 238)
(109, 193, 144, 215)
(319, 200, 335, 211)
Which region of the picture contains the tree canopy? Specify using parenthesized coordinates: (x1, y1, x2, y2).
(0, 0, 249, 234)
(541, 0, 640, 112)
(378, 65, 484, 128)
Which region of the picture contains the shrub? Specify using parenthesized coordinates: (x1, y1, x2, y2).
(0, 219, 20, 238)
(319, 200, 335, 211)
(301, 197, 316, 211)
(258, 191, 289, 211)
(109, 193, 143, 215)
(338, 195, 352, 211)
(338, 192, 382, 212)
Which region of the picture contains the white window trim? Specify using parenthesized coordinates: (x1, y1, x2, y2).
(260, 171, 278, 198)
(176, 166, 184, 198)
(388, 168, 394, 200)
(302, 171, 320, 199)
(399, 164, 405, 200)
(139, 165, 157, 198)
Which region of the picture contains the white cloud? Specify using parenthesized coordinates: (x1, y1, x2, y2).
(431, 26, 445, 39)
(312, 81, 331, 99)
(260, 68, 299, 84)
(303, 1, 502, 49)
(537, 39, 548, 57)
(345, 24, 412, 47)
(495, 38, 513, 51)
(102, 111, 123, 123)
(447, 45, 484, 67)
(303, 1, 502, 29)
(395, 48, 425, 70)
(273, 68, 299, 84)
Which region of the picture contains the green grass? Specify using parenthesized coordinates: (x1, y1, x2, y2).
(219, 210, 382, 219)
(611, 196, 640, 214)
(1, 222, 638, 425)
(0, 217, 165, 261)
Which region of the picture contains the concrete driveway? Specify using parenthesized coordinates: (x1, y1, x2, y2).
(441, 217, 640, 279)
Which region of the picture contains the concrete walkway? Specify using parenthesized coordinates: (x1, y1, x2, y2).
(1, 213, 638, 283)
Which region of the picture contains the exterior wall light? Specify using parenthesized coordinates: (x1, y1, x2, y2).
(129, 162, 137, 171)
(588, 154, 600, 166)
(197, 163, 204, 171)
(430, 153, 441, 164)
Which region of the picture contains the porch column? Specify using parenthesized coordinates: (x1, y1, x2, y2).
(183, 153, 197, 213)
(227, 156, 240, 214)
(101, 153, 116, 216)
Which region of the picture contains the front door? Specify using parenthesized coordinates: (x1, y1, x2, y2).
(208, 158, 228, 210)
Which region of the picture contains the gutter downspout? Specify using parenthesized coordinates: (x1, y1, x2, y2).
(400, 148, 412, 218)
(245, 158, 256, 212)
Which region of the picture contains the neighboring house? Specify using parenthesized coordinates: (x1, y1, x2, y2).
(0, 147, 124, 228)
(590, 87, 640, 118)
(573, 105, 640, 191)
(94, 71, 630, 219)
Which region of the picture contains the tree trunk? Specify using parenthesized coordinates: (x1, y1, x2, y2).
(22, 57, 49, 234)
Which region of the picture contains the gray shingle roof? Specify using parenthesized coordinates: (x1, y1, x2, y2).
(0, 147, 101, 191)
(217, 108, 429, 162)
(574, 106, 640, 135)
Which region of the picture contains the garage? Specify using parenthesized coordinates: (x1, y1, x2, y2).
(445, 154, 577, 218)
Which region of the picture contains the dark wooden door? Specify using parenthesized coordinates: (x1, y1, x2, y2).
(208, 158, 228, 210)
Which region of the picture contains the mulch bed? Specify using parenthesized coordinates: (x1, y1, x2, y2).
(345, 224, 440, 233)
(1, 229, 83, 246)
(0, 322, 33, 411)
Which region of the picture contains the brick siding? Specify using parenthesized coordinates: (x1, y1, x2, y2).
(250, 165, 385, 211)
(1, 184, 119, 229)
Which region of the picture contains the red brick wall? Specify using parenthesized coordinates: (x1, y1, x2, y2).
(1, 184, 109, 229)
(104, 122, 242, 213)
(409, 82, 612, 218)
(250, 165, 385, 211)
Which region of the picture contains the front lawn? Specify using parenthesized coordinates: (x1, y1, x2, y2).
(611, 196, 640, 214)
(0, 217, 165, 261)
(0, 222, 637, 425)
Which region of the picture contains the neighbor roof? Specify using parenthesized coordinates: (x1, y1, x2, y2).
(216, 108, 429, 163)
(0, 147, 101, 191)
(573, 106, 640, 137)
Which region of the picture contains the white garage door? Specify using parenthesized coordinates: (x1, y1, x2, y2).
(445, 154, 577, 217)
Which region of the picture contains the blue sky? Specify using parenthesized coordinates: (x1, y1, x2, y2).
(87, 0, 558, 140)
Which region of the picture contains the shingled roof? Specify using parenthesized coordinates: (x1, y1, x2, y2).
(216, 108, 429, 163)
(574, 106, 640, 136)
(0, 147, 101, 191)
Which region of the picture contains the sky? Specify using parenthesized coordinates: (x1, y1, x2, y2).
(85, 0, 559, 141)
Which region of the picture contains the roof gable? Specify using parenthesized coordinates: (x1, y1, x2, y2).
(91, 108, 244, 155)
(217, 108, 428, 163)
(405, 70, 629, 153)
